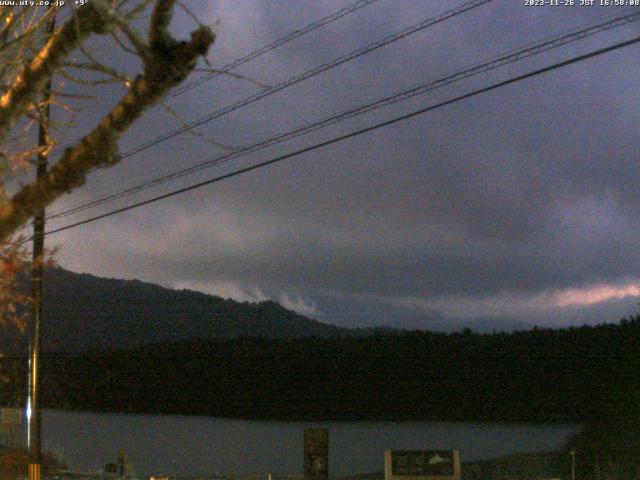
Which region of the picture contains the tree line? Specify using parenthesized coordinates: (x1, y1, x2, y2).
(3, 316, 639, 424)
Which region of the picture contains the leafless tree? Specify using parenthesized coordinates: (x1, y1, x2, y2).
(0, 0, 215, 325)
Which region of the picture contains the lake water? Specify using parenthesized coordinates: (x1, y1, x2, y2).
(36, 410, 576, 477)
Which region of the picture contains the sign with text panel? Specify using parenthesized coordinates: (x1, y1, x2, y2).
(385, 450, 461, 480)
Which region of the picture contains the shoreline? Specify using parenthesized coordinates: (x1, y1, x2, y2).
(33, 407, 581, 427)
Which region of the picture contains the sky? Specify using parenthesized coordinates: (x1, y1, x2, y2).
(24, 0, 640, 330)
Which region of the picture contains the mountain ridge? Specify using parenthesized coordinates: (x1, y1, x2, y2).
(5, 267, 532, 352)
(8, 267, 347, 352)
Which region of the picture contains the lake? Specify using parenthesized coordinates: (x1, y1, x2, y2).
(35, 410, 576, 477)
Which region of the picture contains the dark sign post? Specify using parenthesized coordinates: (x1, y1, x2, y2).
(385, 450, 461, 480)
(304, 429, 329, 480)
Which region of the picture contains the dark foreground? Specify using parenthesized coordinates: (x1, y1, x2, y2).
(338, 451, 566, 480)
(4, 318, 639, 424)
(1, 448, 566, 480)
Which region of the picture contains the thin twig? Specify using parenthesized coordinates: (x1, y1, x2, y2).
(158, 100, 234, 151)
(62, 61, 132, 84)
(178, 1, 205, 27)
(110, 30, 140, 57)
(124, 0, 155, 19)
(194, 68, 271, 90)
(57, 68, 122, 86)
(50, 90, 98, 101)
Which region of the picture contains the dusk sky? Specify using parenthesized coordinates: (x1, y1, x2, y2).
(31, 0, 640, 330)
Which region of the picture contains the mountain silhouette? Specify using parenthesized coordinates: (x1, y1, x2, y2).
(6, 268, 347, 352)
(3, 267, 532, 353)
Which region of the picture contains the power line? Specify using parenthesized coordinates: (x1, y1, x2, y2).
(39, 35, 640, 239)
(37, 0, 494, 223)
(45, 11, 640, 221)
(168, 0, 381, 98)
(118, 0, 493, 159)
(44, 0, 380, 159)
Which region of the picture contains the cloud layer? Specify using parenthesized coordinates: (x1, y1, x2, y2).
(43, 0, 640, 329)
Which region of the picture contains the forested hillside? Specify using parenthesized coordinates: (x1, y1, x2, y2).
(4, 268, 347, 353)
(4, 317, 638, 423)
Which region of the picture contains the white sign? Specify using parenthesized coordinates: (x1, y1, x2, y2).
(385, 450, 461, 480)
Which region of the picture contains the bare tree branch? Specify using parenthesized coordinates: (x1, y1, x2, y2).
(0, 2, 110, 143)
(158, 99, 234, 151)
(100, 6, 151, 60)
(62, 61, 132, 85)
(123, 0, 155, 19)
(110, 30, 141, 57)
(0, 4, 215, 241)
(149, 0, 176, 47)
(194, 67, 271, 90)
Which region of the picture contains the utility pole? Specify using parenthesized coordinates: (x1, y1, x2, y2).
(28, 9, 56, 480)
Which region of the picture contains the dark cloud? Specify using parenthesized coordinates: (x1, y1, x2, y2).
(44, 0, 640, 328)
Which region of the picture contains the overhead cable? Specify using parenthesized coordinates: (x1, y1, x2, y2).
(169, 0, 381, 98)
(46, 11, 640, 221)
(118, 0, 494, 159)
(38, 35, 640, 239)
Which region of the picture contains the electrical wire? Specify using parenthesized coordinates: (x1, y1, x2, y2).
(37, 35, 640, 239)
(12, 0, 495, 237)
(43, 0, 380, 159)
(45, 10, 640, 222)
(168, 0, 381, 99)
(118, 0, 493, 160)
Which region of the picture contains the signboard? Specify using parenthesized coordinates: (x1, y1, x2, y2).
(385, 450, 461, 480)
(304, 429, 328, 480)
(1, 408, 22, 425)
